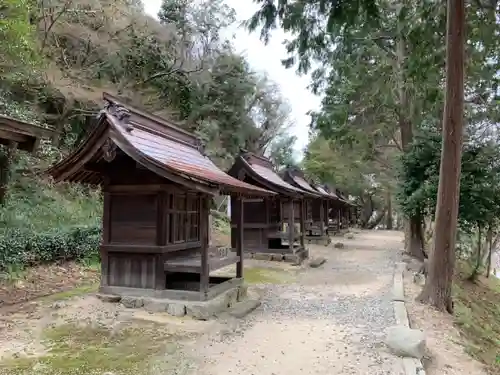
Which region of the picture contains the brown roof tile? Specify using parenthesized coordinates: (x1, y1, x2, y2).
(49, 94, 275, 196)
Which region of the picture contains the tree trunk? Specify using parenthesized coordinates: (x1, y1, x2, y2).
(396, 11, 427, 260)
(0, 142, 17, 206)
(486, 226, 493, 278)
(408, 214, 427, 260)
(417, 0, 465, 314)
(359, 194, 374, 228)
(468, 226, 482, 281)
(385, 190, 393, 230)
(367, 209, 386, 230)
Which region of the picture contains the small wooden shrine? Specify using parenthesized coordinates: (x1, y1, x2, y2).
(309, 181, 339, 237)
(227, 151, 308, 263)
(0, 114, 54, 203)
(326, 187, 353, 231)
(321, 185, 344, 233)
(282, 167, 330, 244)
(48, 93, 274, 302)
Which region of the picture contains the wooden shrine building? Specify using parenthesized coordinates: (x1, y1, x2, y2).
(309, 181, 340, 236)
(282, 167, 331, 245)
(324, 186, 352, 231)
(227, 151, 309, 263)
(0, 114, 54, 204)
(47, 93, 274, 302)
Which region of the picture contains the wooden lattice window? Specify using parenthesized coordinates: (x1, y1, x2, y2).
(167, 193, 200, 244)
(187, 195, 200, 241)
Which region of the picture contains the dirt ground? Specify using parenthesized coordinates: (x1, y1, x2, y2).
(0, 230, 486, 375)
(403, 266, 488, 375)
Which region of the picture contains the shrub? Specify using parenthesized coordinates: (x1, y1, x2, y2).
(0, 225, 101, 271)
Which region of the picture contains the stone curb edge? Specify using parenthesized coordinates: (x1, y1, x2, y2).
(393, 262, 426, 375)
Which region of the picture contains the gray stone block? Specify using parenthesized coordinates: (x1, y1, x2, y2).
(96, 294, 121, 303)
(166, 303, 186, 317)
(385, 326, 426, 359)
(143, 298, 168, 313)
(272, 253, 284, 261)
(185, 288, 239, 320)
(121, 296, 143, 308)
(309, 257, 327, 268)
(254, 253, 272, 261)
(228, 299, 261, 318)
(237, 285, 248, 301)
(283, 254, 298, 263)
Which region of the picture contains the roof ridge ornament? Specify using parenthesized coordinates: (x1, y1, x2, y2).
(102, 138, 117, 162)
(104, 99, 133, 132)
(195, 137, 206, 156)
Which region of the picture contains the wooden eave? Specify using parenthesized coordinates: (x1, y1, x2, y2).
(282, 169, 322, 199)
(228, 157, 302, 198)
(0, 114, 55, 152)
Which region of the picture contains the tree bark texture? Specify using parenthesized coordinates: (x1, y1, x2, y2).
(486, 226, 493, 278)
(408, 214, 427, 260)
(417, 0, 465, 313)
(396, 14, 426, 259)
(366, 209, 386, 230)
(0, 142, 17, 206)
(385, 190, 393, 230)
(468, 226, 482, 281)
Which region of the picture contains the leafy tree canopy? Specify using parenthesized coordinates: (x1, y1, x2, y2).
(398, 130, 500, 231)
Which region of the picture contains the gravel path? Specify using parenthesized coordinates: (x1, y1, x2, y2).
(191, 230, 406, 375)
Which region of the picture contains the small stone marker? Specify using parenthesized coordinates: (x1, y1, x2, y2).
(385, 326, 426, 359)
(308, 257, 327, 268)
(333, 242, 344, 249)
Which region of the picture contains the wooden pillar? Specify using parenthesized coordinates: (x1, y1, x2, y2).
(101, 184, 111, 288)
(154, 191, 167, 290)
(288, 200, 295, 252)
(236, 196, 244, 278)
(200, 196, 210, 298)
(319, 199, 325, 236)
(299, 199, 305, 249)
(337, 207, 341, 232)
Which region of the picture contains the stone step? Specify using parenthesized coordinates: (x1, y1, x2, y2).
(227, 299, 261, 319)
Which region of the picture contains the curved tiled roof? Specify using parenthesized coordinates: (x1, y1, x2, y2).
(47, 93, 275, 196)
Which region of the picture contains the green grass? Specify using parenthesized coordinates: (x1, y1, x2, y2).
(453, 263, 500, 374)
(0, 322, 182, 375)
(243, 267, 297, 284)
(0, 174, 101, 234)
(39, 283, 99, 303)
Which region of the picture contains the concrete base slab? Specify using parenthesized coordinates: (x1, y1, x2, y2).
(305, 236, 331, 246)
(98, 284, 249, 320)
(245, 248, 309, 265)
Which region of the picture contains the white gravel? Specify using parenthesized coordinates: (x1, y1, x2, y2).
(191, 230, 407, 375)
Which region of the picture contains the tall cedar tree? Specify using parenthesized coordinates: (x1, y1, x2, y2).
(247, 0, 466, 312)
(417, 0, 465, 313)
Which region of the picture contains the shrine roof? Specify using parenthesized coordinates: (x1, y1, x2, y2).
(228, 151, 304, 197)
(0, 114, 54, 152)
(47, 93, 275, 196)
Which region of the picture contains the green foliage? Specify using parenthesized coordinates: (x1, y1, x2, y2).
(267, 133, 297, 171)
(0, 0, 301, 274)
(398, 131, 500, 230)
(0, 0, 39, 73)
(0, 162, 102, 271)
(246, 0, 379, 73)
(0, 225, 101, 272)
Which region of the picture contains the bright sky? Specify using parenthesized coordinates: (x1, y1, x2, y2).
(142, 0, 322, 159)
